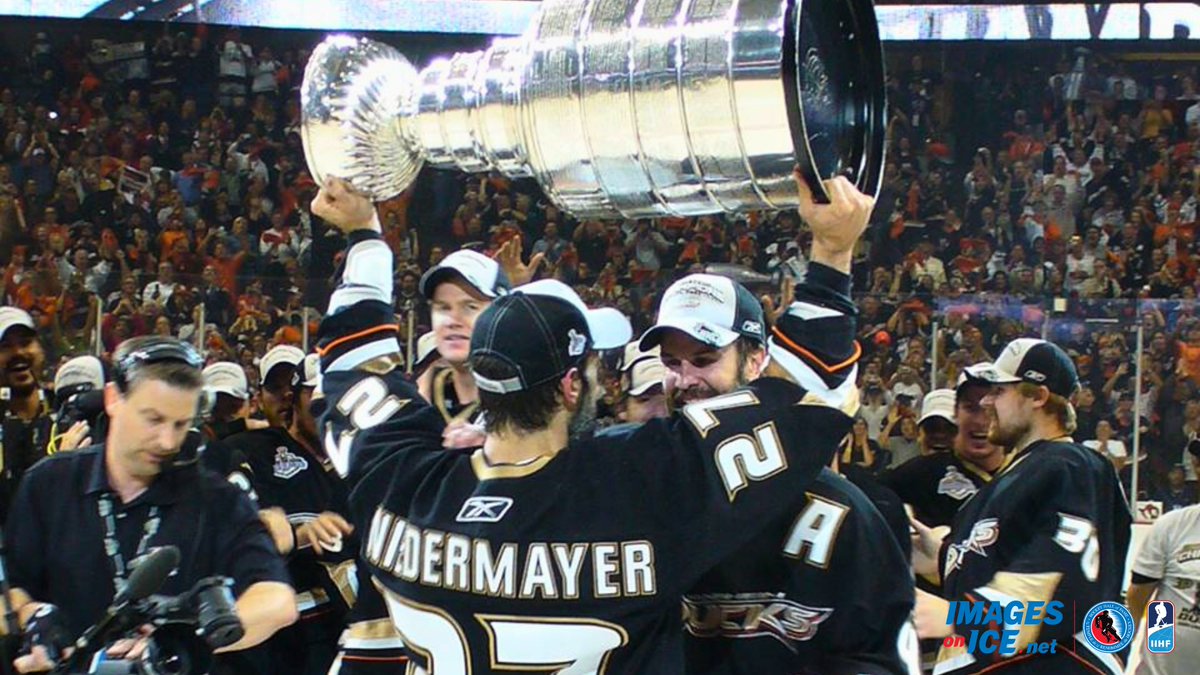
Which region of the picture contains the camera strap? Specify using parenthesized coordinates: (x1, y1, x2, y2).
(97, 494, 161, 599)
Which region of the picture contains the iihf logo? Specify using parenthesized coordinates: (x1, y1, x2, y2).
(1145, 600, 1175, 654)
(1082, 602, 1134, 654)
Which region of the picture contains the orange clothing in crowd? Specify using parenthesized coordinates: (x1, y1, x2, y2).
(159, 230, 188, 261)
(206, 251, 246, 297)
(1178, 341, 1200, 384)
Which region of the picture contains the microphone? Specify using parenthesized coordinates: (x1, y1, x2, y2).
(118, 546, 181, 603)
(62, 547, 181, 671)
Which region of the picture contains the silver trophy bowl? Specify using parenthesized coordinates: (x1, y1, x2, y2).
(301, 0, 886, 218)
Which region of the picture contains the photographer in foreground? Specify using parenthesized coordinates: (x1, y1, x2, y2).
(4, 336, 297, 673)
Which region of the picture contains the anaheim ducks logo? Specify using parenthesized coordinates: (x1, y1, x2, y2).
(944, 518, 1000, 577)
(681, 592, 833, 645)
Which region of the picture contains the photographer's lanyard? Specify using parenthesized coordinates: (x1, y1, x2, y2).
(97, 494, 161, 598)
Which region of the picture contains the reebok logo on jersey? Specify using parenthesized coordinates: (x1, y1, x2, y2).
(456, 496, 514, 523)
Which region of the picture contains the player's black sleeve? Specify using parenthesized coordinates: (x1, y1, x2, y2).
(598, 380, 855, 584)
(312, 233, 455, 526)
(809, 486, 917, 675)
(207, 478, 293, 595)
(842, 464, 913, 561)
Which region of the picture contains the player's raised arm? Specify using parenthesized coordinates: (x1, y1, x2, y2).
(611, 171, 876, 582)
(309, 178, 444, 488)
(763, 172, 874, 415)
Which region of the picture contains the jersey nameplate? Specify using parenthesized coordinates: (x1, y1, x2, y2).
(365, 506, 657, 600)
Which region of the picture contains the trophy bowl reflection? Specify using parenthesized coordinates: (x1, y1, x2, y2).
(301, 0, 885, 217)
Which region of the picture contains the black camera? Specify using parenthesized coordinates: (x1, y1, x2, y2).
(55, 577, 242, 675)
(55, 388, 108, 437)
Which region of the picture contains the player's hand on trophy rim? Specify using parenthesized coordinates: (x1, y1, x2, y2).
(793, 168, 874, 264)
(311, 176, 380, 234)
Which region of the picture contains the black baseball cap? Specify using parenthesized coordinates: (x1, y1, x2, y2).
(639, 274, 766, 350)
(471, 280, 631, 394)
(964, 338, 1080, 398)
(419, 250, 510, 299)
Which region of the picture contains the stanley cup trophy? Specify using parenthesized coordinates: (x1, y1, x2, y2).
(301, 0, 886, 218)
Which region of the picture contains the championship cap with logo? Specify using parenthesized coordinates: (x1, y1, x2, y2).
(639, 274, 765, 350)
(965, 338, 1080, 398)
(470, 280, 631, 394)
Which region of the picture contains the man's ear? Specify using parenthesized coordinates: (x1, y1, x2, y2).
(1030, 385, 1051, 410)
(749, 346, 768, 379)
(103, 381, 121, 416)
(560, 367, 584, 410)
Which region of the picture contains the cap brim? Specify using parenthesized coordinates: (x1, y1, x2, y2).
(628, 379, 664, 396)
(963, 363, 1021, 385)
(639, 318, 739, 351)
(918, 410, 956, 426)
(0, 323, 36, 341)
(585, 307, 632, 350)
(209, 385, 249, 399)
(627, 361, 666, 396)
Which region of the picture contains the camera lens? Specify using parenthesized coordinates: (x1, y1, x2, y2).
(193, 581, 244, 649)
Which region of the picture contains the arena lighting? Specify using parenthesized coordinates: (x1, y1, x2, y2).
(0, 1, 1197, 40)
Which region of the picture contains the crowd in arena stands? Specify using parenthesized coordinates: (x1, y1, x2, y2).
(1, 25, 1198, 509)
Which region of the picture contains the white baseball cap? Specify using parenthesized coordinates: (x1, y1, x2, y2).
(627, 358, 666, 396)
(0, 307, 36, 341)
(259, 345, 305, 384)
(54, 355, 105, 392)
(621, 342, 659, 372)
(419, 250, 510, 299)
(621, 341, 665, 395)
(918, 389, 957, 426)
(296, 353, 320, 388)
(203, 362, 250, 400)
(411, 331, 439, 372)
(519, 279, 631, 351)
(640, 274, 766, 350)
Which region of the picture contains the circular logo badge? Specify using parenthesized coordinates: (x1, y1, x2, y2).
(1082, 602, 1135, 653)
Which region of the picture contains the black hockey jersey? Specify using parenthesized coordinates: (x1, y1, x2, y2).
(882, 452, 994, 529)
(225, 427, 357, 617)
(682, 468, 919, 675)
(320, 369, 852, 674)
(936, 439, 1133, 674)
(314, 230, 860, 674)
